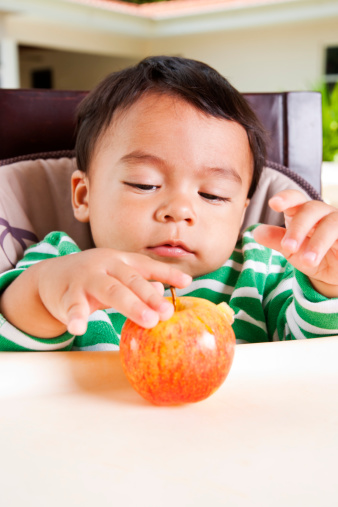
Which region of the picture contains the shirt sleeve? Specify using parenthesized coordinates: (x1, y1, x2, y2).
(0, 232, 80, 352)
(283, 270, 338, 340)
(263, 252, 338, 341)
(242, 225, 338, 342)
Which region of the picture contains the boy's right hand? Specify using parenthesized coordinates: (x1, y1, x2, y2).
(1, 249, 192, 338)
(39, 249, 192, 335)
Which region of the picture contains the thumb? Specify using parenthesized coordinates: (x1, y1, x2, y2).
(253, 224, 286, 252)
(67, 306, 89, 336)
(63, 292, 91, 336)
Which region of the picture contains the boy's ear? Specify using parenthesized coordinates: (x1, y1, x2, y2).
(240, 198, 250, 227)
(71, 170, 90, 223)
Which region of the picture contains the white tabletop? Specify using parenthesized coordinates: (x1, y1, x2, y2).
(1, 337, 338, 507)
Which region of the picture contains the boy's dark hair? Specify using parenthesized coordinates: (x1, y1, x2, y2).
(76, 55, 266, 198)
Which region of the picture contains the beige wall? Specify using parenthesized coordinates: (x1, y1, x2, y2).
(15, 16, 338, 92)
(19, 47, 138, 90)
(148, 18, 338, 93)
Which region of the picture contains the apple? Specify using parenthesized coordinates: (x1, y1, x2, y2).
(119, 295, 236, 406)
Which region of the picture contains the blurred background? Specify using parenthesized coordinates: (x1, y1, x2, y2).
(0, 0, 337, 196)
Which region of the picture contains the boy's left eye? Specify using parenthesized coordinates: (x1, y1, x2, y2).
(199, 192, 230, 203)
(124, 183, 159, 191)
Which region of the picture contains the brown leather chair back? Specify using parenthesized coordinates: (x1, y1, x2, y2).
(245, 92, 323, 193)
(0, 88, 323, 193)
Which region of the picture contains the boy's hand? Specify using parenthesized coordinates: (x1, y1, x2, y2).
(253, 189, 338, 298)
(37, 249, 192, 336)
(1, 249, 192, 338)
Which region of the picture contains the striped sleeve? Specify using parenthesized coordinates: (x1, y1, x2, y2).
(229, 227, 285, 343)
(282, 270, 338, 340)
(256, 240, 338, 341)
(0, 232, 79, 352)
(228, 226, 338, 343)
(16, 232, 81, 268)
(0, 314, 74, 351)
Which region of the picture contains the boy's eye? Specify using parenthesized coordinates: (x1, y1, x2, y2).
(199, 192, 230, 203)
(124, 182, 159, 191)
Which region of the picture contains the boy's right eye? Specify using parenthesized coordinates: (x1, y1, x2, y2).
(123, 182, 159, 192)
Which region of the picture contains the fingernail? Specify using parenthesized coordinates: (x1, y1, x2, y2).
(158, 301, 174, 321)
(68, 318, 87, 336)
(158, 301, 172, 313)
(182, 274, 192, 285)
(270, 196, 283, 204)
(304, 251, 317, 264)
(141, 309, 159, 326)
(282, 238, 298, 253)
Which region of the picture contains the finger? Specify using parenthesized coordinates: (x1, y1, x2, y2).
(254, 225, 319, 276)
(120, 252, 192, 289)
(62, 291, 91, 336)
(85, 271, 172, 328)
(149, 282, 175, 321)
(299, 211, 338, 267)
(149, 281, 165, 296)
(254, 225, 318, 266)
(254, 221, 338, 280)
(253, 225, 286, 252)
(268, 190, 309, 214)
(67, 313, 89, 336)
(107, 261, 174, 313)
(280, 201, 334, 256)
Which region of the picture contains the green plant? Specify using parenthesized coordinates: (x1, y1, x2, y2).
(316, 82, 338, 162)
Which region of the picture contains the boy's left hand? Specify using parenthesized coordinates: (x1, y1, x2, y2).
(253, 189, 338, 298)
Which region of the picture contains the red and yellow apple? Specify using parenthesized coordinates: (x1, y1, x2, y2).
(120, 296, 236, 406)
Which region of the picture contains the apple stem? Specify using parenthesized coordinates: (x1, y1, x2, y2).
(170, 286, 177, 311)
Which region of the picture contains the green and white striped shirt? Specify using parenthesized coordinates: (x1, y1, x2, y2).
(0, 226, 338, 352)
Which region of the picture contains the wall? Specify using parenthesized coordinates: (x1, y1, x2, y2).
(19, 47, 138, 90)
(13, 14, 338, 92)
(150, 17, 338, 92)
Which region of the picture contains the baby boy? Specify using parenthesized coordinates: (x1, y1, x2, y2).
(0, 56, 337, 351)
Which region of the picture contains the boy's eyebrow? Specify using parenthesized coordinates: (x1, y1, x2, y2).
(120, 151, 165, 168)
(120, 150, 242, 184)
(202, 166, 242, 184)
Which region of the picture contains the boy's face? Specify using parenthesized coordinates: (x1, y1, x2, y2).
(72, 93, 252, 279)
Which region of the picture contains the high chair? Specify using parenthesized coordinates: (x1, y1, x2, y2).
(0, 88, 323, 274)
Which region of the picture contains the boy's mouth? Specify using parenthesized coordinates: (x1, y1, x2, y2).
(146, 241, 194, 258)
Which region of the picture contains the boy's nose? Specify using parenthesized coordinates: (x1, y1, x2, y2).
(155, 199, 195, 225)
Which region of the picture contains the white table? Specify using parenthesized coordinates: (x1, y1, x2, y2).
(1, 337, 338, 507)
